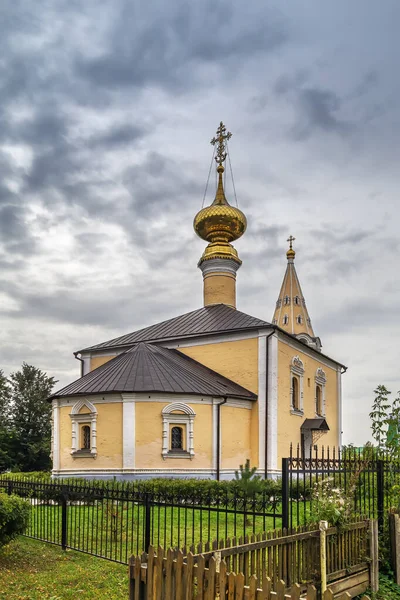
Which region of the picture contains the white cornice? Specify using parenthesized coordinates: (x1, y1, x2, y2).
(276, 331, 342, 370)
(57, 393, 253, 409)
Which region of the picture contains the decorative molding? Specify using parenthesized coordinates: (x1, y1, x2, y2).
(290, 356, 304, 412)
(315, 368, 327, 384)
(161, 403, 196, 459)
(276, 331, 340, 370)
(199, 258, 240, 277)
(291, 356, 305, 374)
(71, 398, 97, 414)
(315, 368, 327, 417)
(70, 399, 97, 457)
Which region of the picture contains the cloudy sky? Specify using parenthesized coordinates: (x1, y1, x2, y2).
(0, 1, 399, 445)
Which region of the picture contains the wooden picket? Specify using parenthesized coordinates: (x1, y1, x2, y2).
(129, 544, 372, 600)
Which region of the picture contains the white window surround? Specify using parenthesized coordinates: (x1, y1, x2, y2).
(161, 402, 195, 460)
(290, 356, 304, 415)
(70, 398, 97, 457)
(315, 367, 327, 417)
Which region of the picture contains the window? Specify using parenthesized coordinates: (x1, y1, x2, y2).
(171, 426, 183, 450)
(161, 403, 196, 459)
(315, 368, 327, 416)
(272, 318, 277, 325)
(283, 315, 289, 325)
(284, 296, 291, 305)
(316, 385, 322, 416)
(81, 425, 91, 450)
(291, 376, 300, 410)
(70, 399, 97, 457)
(294, 296, 300, 305)
(296, 315, 303, 325)
(276, 299, 282, 308)
(290, 356, 304, 414)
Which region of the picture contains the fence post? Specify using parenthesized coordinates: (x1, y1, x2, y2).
(377, 459, 384, 533)
(7, 481, 13, 496)
(61, 489, 68, 551)
(144, 493, 152, 551)
(319, 520, 328, 595)
(369, 519, 379, 593)
(282, 457, 289, 531)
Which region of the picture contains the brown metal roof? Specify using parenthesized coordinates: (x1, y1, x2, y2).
(51, 342, 257, 400)
(78, 304, 271, 353)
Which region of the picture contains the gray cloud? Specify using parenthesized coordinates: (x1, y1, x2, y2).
(0, 1, 399, 448)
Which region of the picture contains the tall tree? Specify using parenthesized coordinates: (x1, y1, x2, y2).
(8, 363, 57, 471)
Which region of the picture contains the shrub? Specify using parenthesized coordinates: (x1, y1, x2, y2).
(0, 492, 30, 547)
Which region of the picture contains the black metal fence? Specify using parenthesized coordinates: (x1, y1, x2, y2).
(0, 478, 282, 564)
(2, 446, 399, 564)
(285, 444, 400, 532)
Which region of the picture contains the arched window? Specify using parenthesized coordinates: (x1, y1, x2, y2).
(161, 403, 196, 459)
(315, 368, 327, 416)
(292, 377, 299, 410)
(294, 296, 300, 305)
(272, 318, 277, 325)
(284, 296, 291, 305)
(171, 426, 183, 450)
(70, 399, 97, 457)
(290, 356, 304, 414)
(296, 315, 303, 324)
(283, 315, 289, 325)
(81, 425, 91, 450)
(316, 385, 322, 416)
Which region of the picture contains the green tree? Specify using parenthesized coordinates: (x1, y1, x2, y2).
(7, 363, 57, 472)
(369, 385, 391, 450)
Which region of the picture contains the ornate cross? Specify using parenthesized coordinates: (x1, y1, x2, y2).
(211, 121, 232, 165)
(287, 235, 296, 250)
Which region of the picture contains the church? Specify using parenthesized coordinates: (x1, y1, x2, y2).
(50, 123, 346, 480)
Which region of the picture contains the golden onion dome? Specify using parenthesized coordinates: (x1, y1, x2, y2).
(194, 165, 247, 245)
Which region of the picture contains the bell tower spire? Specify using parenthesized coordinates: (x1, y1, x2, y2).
(193, 122, 247, 309)
(272, 237, 322, 351)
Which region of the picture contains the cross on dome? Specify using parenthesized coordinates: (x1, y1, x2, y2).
(287, 235, 296, 250)
(210, 121, 232, 166)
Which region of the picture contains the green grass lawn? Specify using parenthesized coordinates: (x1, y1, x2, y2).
(0, 536, 127, 600)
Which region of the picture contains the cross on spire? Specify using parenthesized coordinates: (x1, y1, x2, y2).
(211, 121, 232, 165)
(287, 235, 295, 250)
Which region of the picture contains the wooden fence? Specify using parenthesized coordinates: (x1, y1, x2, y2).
(129, 519, 378, 599)
(129, 546, 371, 599)
(389, 511, 400, 585)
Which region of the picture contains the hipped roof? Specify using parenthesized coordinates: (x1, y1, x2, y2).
(51, 342, 257, 400)
(78, 304, 270, 353)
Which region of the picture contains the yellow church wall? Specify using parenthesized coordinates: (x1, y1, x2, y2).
(179, 338, 259, 467)
(90, 355, 116, 371)
(203, 272, 236, 309)
(59, 403, 123, 470)
(179, 338, 258, 394)
(277, 340, 339, 462)
(135, 402, 213, 469)
(221, 406, 251, 469)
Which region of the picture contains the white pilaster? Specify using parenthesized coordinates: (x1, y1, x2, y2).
(122, 398, 135, 469)
(52, 400, 60, 471)
(267, 334, 278, 472)
(258, 335, 267, 473)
